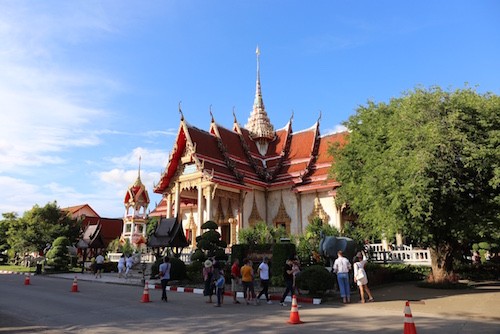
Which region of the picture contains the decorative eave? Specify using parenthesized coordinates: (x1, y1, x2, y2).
(209, 114, 245, 183)
(154, 116, 205, 194)
(298, 119, 321, 181)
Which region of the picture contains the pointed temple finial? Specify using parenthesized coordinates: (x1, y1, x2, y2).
(178, 101, 184, 121)
(210, 105, 214, 123)
(133, 155, 143, 187)
(317, 110, 322, 123)
(138, 155, 142, 178)
(233, 106, 237, 123)
(245, 45, 275, 146)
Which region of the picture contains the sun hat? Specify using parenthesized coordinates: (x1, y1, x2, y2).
(204, 259, 213, 268)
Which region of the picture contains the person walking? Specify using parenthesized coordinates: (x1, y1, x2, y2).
(256, 257, 272, 304)
(279, 258, 294, 306)
(353, 254, 374, 303)
(230, 258, 241, 304)
(213, 266, 225, 307)
(203, 259, 214, 303)
(117, 254, 126, 278)
(333, 250, 352, 303)
(159, 256, 171, 302)
(240, 258, 256, 305)
(94, 252, 105, 278)
(125, 254, 134, 278)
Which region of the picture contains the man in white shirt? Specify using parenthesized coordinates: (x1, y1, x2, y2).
(95, 252, 105, 278)
(256, 257, 272, 304)
(333, 250, 352, 303)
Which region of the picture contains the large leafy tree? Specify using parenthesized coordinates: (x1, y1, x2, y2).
(330, 86, 500, 282)
(0, 213, 17, 252)
(6, 201, 80, 256)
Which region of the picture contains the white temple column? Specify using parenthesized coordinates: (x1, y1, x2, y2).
(166, 193, 172, 219)
(205, 184, 213, 222)
(197, 185, 204, 236)
(174, 182, 180, 218)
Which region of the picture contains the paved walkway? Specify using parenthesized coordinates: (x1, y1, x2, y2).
(13, 271, 499, 318)
(3, 270, 500, 333)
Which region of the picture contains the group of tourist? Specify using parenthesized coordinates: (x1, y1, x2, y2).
(116, 253, 135, 278)
(332, 250, 374, 304)
(201, 256, 301, 307)
(156, 252, 374, 307)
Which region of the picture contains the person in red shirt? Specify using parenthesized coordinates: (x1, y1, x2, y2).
(230, 258, 241, 304)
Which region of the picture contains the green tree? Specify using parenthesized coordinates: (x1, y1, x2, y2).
(330, 86, 500, 283)
(45, 236, 71, 271)
(195, 220, 228, 261)
(0, 212, 17, 253)
(238, 221, 288, 245)
(6, 202, 80, 257)
(296, 217, 339, 265)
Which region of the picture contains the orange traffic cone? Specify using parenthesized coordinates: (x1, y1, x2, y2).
(140, 281, 151, 303)
(24, 273, 31, 285)
(71, 276, 79, 293)
(404, 301, 417, 334)
(287, 295, 304, 325)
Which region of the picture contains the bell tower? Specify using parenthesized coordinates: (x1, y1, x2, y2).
(122, 157, 150, 249)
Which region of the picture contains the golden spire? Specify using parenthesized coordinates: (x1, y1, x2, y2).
(245, 45, 275, 146)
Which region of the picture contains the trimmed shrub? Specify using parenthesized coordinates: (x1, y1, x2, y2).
(295, 265, 335, 296)
(45, 236, 71, 271)
(270, 243, 296, 286)
(186, 260, 204, 283)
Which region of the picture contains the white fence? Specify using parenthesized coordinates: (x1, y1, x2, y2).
(107, 252, 155, 263)
(368, 243, 431, 266)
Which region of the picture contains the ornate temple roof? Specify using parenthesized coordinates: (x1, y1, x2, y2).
(153, 48, 348, 196)
(124, 158, 150, 212)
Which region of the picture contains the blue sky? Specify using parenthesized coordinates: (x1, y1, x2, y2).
(1, 1, 499, 218)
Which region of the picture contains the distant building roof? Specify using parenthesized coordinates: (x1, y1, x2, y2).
(148, 217, 189, 249)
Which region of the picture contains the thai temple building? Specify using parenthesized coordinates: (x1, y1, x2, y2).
(150, 48, 349, 250)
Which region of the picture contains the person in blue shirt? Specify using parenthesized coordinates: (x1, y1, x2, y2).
(159, 256, 171, 302)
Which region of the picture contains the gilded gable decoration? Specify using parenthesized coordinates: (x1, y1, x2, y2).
(272, 193, 291, 233)
(188, 210, 197, 247)
(248, 194, 263, 227)
(308, 194, 330, 225)
(227, 199, 234, 220)
(215, 198, 225, 224)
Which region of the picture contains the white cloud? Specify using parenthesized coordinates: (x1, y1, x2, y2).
(323, 124, 348, 135)
(108, 147, 169, 169)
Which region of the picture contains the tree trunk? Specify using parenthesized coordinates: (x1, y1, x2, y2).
(429, 243, 457, 283)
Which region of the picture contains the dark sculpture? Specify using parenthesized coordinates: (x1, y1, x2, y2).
(319, 232, 357, 267)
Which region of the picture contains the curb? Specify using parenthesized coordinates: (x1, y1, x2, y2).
(1, 271, 322, 304)
(158, 284, 321, 304)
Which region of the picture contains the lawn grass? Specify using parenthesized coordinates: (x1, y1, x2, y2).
(0, 264, 82, 274)
(0, 265, 34, 273)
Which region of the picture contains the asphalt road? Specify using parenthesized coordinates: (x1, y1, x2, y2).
(1, 274, 499, 333)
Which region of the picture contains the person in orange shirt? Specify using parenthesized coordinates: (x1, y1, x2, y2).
(240, 258, 256, 305)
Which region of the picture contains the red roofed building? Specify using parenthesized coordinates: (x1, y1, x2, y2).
(63, 204, 123, 258)
(151, 48, 349, 249)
